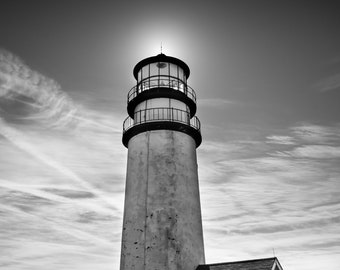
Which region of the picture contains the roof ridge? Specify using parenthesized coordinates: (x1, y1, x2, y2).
(203, 257, 277, 266)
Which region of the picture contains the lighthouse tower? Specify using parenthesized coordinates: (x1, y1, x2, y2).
(120, 54, 205, 270)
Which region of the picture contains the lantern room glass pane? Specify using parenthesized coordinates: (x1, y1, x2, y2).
(158, 62, 168, 76)
(178, 67, 184, 82)
(142, 65, 149, 81)
(138, 70, 142, 82)
(150, 63, 158, 77)
(169, 63, 178, 78)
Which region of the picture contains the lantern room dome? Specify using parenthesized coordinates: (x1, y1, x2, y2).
(133, 53, 190, 79)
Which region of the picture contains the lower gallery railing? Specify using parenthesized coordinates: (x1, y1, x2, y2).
(123, 107, 201, 133)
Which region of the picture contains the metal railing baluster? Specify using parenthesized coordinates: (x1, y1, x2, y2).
(123, 107, 201, 134)
(127, 78, 197, 104)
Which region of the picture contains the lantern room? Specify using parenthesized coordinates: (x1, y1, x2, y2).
(122, 53, 201, 148)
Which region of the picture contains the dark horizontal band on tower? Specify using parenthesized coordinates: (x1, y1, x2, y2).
(122, 108, 201, 148)
(127, 78, 197, 118)
(122, 121, 202, 148)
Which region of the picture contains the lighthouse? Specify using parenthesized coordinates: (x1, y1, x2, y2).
(120, 53, 205, 270)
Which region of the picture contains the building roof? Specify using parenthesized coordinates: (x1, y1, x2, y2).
(196, 257, 283, 270)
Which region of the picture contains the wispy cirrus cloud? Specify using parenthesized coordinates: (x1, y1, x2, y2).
(0, 48, 78, 128)
(314, 72, 340, 92)
(0, 179, 115, 215)
(266, 135, 295, 145)
(292, 124, 340, 144)
(0, 119, 120, 210)
(278, 145, 340, 159)
(199, 121, 340, 266)
(0, 49, 126, 269)
(198, 98, 235, 107)
(266, 135, 296, 145)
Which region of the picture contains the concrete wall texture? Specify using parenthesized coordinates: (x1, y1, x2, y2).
(120, 129, 205, 270)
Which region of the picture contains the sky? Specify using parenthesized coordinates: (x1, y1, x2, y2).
(0, 1, 340, 269)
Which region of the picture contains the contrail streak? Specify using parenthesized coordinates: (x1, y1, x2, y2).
(0, 204, 114, 248)
(0, 179, 115, 215)
(73, 114, 122, 133)
(0, 118, 118, 211)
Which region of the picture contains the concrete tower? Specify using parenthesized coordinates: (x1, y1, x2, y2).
(120, 54, 205, 270)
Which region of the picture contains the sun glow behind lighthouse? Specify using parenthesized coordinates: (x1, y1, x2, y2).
(128, 20, 193, 60)
(137, 36, 182, 59)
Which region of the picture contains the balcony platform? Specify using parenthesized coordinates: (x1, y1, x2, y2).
(122, 107, 201, 148)
(127, 78, 197, 118)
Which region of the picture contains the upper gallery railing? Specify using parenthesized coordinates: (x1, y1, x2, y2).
(127, 76, 196, 104)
